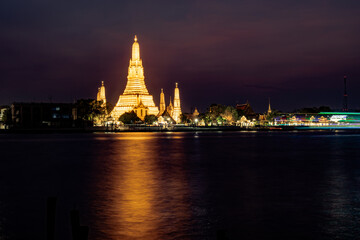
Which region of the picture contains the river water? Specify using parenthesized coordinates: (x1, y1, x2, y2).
(0, 131, 360, 239)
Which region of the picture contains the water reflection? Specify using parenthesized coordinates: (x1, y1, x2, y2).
(90, 133, 192, 239)
(117, 138, 159, 238)
(320, 138, 360, 238)
(3, 132, 360, 239)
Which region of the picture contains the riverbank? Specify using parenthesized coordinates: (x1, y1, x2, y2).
(2, 125, 360, 133)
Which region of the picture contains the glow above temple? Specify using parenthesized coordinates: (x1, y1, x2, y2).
(111, 36, 159, 120)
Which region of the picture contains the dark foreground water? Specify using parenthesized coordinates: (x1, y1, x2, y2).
(1, 131, 360, 240)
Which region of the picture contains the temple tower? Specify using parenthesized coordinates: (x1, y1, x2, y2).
(159, 88, 166, 115)
(167, 96, 174, 117)
(96, 88, 100, 101)
(267, 98, 272, 115)
(96, 81, 106, 106)
(111, 36, 159, 120)
(193, 107, 199, 117)
(172, 83, 182, 123)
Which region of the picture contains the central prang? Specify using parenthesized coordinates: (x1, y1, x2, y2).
(111, 36, 159, 120)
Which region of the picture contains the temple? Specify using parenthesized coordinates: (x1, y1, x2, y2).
(267, 98, 272, 115)
(166, 96, 173, 117)
(158, 83, 182, 123)
(96, 81, 106, 107)
(172, 83, 182, 123)
(111, 36, 159, 120)
(159, 88, 166, 115)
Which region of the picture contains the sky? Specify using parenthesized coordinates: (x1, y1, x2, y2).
(1, 0, 360, 112)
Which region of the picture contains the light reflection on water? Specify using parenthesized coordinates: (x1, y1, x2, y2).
(1, 132, 360, 239)
(90, 133, 192, 239)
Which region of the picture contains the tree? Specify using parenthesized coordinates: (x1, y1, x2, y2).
(205, 104, 226, 125)
(1, 108, 12, 125)
(180, 113, 191, 124)
(318, 106, 332, 112)
(294, 106, 332, 114)
(106, 102, 114, 114)
(89, 100, 106, 120)
(216, 116, 225, 125)
(119, 111, 141, 124)
(75, 99, 96, 121)
(266, 109, 282, 122)
(75, 99, 107, 124)
(221, 106, 238, 124)
(204, 104, 241, 125)
(144, 115, 157, 124)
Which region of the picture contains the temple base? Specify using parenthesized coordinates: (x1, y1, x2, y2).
(111, 94, 159, 120)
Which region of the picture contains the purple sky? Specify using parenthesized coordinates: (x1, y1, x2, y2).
(1, 0, 360, 112)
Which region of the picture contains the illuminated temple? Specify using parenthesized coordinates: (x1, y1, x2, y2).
(111, 36, 159, 120)
(96, 81, 106, 106)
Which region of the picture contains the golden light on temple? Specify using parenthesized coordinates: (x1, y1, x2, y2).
(96, 80, 106, 106)
(159, 88, 166, 115)
(111, 36, 159, 120)
(172, 82, 182, 123)
(158, 83, 182, 124)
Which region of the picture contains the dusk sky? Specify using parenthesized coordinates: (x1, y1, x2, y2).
(1, 0, 360, 112)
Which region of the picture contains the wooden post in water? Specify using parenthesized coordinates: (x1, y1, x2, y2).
(217, 229, 229, 240)
(70, 209, 80, 240)
(79, 226, 89, 240)
(46, 197, 57, 240)
(70, 208, 89, 240)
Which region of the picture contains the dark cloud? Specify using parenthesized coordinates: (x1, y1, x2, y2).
(1, 0, 360, 112)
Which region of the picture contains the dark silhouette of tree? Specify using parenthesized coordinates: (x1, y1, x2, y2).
(75, 99, 107, 120)
(266, 109, 282, 121)
(294, 106, 332, 113)
(119, 111, 141, 124)
(89, 100, 106, 120)
(318, 106, 332, 112)
(1, 108, 12, 126)
(180, 113, 190, 123)
(106, 102, 114, 114)
(144, 115, 157, 124)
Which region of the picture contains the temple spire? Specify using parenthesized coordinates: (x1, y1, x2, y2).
(96, 81, 106, 106)
(132, 35, 140, 61)
(160, 88, 166, 114)
(166, 96, 174, 117)
(267, 98, 272, 114)
(173, 82, 182, 123)
(123, 35, 148, 95)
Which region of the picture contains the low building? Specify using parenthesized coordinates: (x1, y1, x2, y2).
(11, 102, 75, 128)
